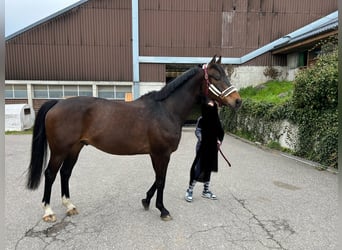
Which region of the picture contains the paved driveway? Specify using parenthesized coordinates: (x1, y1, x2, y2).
(5, 128, 338, 249)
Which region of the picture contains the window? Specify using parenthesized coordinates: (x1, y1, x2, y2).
(64, 85, 78, 97)
(79, 86, 92, 97)
(298, 52, 308, 67)
(32, 85, 93, 98)
(98, 85, 132, 100)
(24, 108, 31, 115)
(49, 85, 63, 98)
(5, 85, 13, 98)
(33, 85, 48, 98)
(98, 86, 114, 99)
(116, 86, 132, 100)
(5, 84, 27, 98)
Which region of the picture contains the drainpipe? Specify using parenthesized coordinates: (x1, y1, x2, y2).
(132, 0, 140, 99)
(27, 84, 33, 109)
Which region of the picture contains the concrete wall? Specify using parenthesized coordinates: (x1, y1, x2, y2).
(139, 82, 164, 96)
(228, 66, 291, 89)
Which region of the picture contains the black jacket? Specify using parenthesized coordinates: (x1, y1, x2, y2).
(192, 102, 224, 181)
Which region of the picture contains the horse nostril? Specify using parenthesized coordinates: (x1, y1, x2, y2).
(236, 98, 242, 107)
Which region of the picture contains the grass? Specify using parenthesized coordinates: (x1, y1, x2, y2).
(239, 80, 293, 104)
(5, 129, 33, 135)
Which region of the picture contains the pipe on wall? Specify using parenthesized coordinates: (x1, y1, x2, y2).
(132, 0, 140, 99)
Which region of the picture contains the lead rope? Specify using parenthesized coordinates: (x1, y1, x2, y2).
(218, 147, 232, 167)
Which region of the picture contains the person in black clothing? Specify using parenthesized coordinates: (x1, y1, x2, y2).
(185, 100, 224, 202)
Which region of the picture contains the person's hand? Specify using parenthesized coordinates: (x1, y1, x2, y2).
(217, 140, 221, 149)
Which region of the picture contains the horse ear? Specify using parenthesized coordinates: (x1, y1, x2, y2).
(216, 56, 222, 64)
(210, 55, 217, 64)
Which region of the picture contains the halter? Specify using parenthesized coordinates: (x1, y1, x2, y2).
(202, 64, 237, 97)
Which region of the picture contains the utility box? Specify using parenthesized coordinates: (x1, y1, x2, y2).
(5, 104, 35, 131)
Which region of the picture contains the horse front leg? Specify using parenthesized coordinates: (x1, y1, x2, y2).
(155, 175, 171, 221)
(150, 153, 172, 221)
(141, 182, 157, 210)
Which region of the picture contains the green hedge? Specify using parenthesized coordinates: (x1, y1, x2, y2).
(292, 50, 338, 168)
(221, 49, 338, 168)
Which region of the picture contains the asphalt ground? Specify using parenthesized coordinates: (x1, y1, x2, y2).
(5, 128, 338, 250)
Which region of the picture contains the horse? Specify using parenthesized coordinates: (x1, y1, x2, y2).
(27, 55, 242, 222)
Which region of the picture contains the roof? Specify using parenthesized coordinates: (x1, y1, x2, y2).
(6, 0, 89, 40)
(272, 10, 338, 54)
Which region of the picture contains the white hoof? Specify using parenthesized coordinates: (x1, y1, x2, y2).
(62, 196, 78, 216)
(42, 204, 57, 222)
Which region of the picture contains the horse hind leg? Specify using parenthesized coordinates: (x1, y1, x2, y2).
(60, 145, 83, 217)
(42, 155, 64, 222)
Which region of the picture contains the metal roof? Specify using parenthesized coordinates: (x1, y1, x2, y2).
(273, 10, 338, 49)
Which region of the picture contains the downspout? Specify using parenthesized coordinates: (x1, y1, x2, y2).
(132, 0, 140, 99)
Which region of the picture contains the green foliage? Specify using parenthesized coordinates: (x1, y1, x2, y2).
(291, 50, 338, 168)
(220, 49, 338, 168)
(293, 50, 338, 110)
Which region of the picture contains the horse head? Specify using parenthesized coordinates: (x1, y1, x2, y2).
(202, 55, 242, 110)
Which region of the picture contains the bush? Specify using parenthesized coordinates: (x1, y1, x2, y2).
(293, 50, 338, 110)
(221, 49, 338, 168)
(292, 49, 338, 168)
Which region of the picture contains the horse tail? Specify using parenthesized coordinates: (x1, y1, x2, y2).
(27, 100, 59, 190)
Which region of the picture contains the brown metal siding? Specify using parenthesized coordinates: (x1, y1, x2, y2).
(139, 63, 165, 82)
(139, 0, 336, 66)
(5, 0, 337, 80)
(6, 0, 132, 81)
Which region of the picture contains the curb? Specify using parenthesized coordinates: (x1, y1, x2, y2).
(225, 132, 338, 174)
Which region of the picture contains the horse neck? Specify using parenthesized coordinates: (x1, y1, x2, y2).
(163, 71, 204, 124)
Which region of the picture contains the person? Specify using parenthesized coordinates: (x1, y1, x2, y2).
(185, 100, 224, 202)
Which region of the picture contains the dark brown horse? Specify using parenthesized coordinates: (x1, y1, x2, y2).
(27, 56, 241, 222)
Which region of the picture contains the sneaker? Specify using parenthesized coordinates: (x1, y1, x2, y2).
(201, 190, 217, 200)
(185, 189, 193, 202)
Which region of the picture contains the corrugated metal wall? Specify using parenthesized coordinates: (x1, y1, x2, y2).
(6, 0, 133, 81)
(139, 0, 337, 66)
(5, 0, 337, 81)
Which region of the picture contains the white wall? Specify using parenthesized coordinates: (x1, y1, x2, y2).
(228, 66, 290, 89)
(139, 82, 165, 96)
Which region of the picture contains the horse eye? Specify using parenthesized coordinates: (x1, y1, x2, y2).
(210, 74, 220, 81)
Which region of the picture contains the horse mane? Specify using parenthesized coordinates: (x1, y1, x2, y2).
(141, 67, 201, 101)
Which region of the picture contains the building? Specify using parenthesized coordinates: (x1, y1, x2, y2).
(5, 0, 337, 111)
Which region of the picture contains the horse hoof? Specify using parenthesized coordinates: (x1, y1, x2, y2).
(43, 214, 57, 222)
(66, 208, 79, 216)
(161, 214, 172, 221)
(141, 199, 150, 210)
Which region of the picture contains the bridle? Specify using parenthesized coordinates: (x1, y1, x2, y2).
(202, 64, 237, 98)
